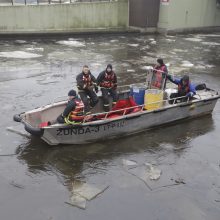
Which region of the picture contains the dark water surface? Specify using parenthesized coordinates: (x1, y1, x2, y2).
(0, 33, 220, 220)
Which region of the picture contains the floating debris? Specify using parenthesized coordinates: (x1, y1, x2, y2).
(174, 178, 186, 184)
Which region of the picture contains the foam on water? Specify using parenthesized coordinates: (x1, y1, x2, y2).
(0, 51, 42, 59)
(57, 40, 85, 47)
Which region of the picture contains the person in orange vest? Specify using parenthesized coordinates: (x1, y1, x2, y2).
(56, 89, 78, 124)
(97, 64, 118, 112)
(151, 58, 168, 89)
(76, 65, 99, 114)
(167, 74, 196, 103)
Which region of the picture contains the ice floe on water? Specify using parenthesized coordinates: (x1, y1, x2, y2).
(0, 51, 42, 59)
(128, 44, 139, 47)
(172, 48, 188, 53)
(15, 40, 26, 44)
(150, 41, 156, 45)
(122, 159, 137, 167)
(184, 38, 202, 42)
(196, 34, 220, 38)
(90, 63, 102, 67)
(141, 66, 153, 70)
(127, 69, 136, 73)
(110, 39, 119, 43)
(68, 182, 109, 209)
(26, 47, 44, 52)
(57, 40, 85, 47)
(180, 60, 194, 68)
(201, 42, 220, 46)
(165, 39, 176, 42)
(145, 163, 162, 180)
(140, 45, 150, 50)
(193, 64, 215, 70)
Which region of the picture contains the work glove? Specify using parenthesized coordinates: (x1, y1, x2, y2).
(186, 92, 194, 98)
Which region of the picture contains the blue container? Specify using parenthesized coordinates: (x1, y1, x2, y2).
(130, 85, 146, 105)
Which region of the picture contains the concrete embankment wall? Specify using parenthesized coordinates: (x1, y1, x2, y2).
(158, 0, 220, 33)
(0, 0, 128, 35)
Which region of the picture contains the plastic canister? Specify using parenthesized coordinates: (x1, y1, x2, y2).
(130, 85, 146, 105)
(144, 89, 164, 110)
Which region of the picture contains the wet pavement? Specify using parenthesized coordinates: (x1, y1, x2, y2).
(0, 33, 220, 220)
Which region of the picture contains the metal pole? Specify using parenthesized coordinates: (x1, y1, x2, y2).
(11, 0, 13, 5)
(25, 0, 26, 5)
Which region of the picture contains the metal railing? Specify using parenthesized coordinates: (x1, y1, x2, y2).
(82, 95, 192, 124)
(0, 0, 114, 6)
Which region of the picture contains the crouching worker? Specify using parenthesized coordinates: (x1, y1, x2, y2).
(97, 64, 118, 112)
(167, 74, 196, 104)
(76, 65, 99, 114)
(57, 90, 83, 124)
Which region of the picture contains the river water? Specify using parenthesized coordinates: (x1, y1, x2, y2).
(0, 33, 220, 220)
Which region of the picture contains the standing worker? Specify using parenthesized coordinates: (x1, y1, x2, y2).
(97, 64, 118, 112)
(76, 65, 99, 114)
(151, 58, 168, 89)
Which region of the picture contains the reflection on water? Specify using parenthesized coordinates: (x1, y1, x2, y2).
(17, 115, 214, 189)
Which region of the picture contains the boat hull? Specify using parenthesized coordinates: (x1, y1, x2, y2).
(41, 97, 218, 145)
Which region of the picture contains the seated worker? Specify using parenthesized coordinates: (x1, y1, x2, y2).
(151, 58, 168, 90)
(76, 65, 99, 114)
(56, 89, 80, 124)
(167, 74, 196, 103)
(97, 64, 118, 112)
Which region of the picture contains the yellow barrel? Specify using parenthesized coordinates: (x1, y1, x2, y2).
(144, 89, 164, 110)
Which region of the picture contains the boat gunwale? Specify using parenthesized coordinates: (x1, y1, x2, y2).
(38, 93, 220, 129)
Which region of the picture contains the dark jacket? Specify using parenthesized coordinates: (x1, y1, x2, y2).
(62, 99, 76, 118)
(97, 70, 117, 87)
(76, 72, 97, 90)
